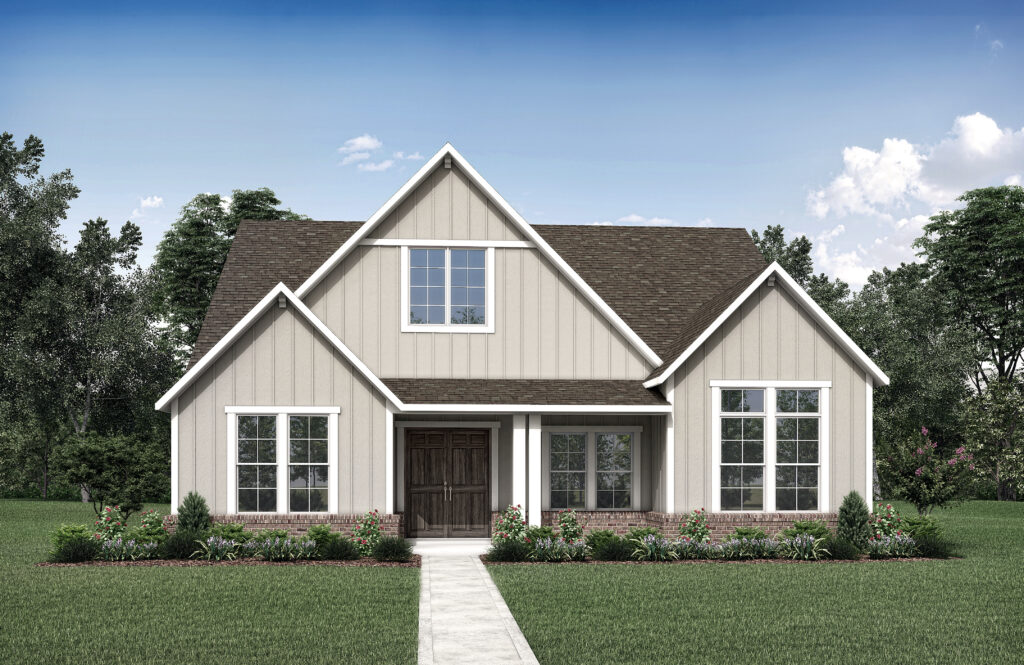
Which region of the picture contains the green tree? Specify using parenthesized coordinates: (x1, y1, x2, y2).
(751, 225, 813, 285)
(152, 188, 307, 363)
(917, 186, 1024, 385)
(55, 433, 166, 520)
(961, 378, 1024, 501)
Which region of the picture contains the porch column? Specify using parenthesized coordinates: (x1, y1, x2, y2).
(664, 379, 675, 514)
(528, 413, 542, 526)
(512, 415, 527, 512)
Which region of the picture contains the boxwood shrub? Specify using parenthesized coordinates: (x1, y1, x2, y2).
(372, 536, 413, 562)
(487, 538, 532, 562)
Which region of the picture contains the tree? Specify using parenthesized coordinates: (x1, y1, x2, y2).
(836, 491, 871, 550)
(55, 433, 165, 520)
(961, 378, 1024, 501)
(152, 188, 307, 363)
(751, 225, 813, 285)
(917, 186, 1024, 385)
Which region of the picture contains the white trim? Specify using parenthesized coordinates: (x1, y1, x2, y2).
(397, 403, 671, 414)
(865, 377, 874, 510)
(170, 399, 179, 514)
(710, 379, 832, 388)
(155, 283, 403, 412)
(224, 405, 341, 415)
(543, 425, 645, 433)
(328, 413, 339, 514)
(225, 409, 236, 514)
(711, 388, 721, 511)
(820, 387, 831, 513)
(528, 414, 542, 526)
(275, 413, 288, 514)
(396, 420, 503, 429)
(541, 426, 643, 511)
(664, 378, 675, 514)
(644, 262, 889, 389)
(293, 143, 662, 367)
(512, 415, 527, 511)
(385, 404, 395, 514)
(361, 238, 533, 248)
(400, 246, 496, 334)
(764, 387, 777, 512)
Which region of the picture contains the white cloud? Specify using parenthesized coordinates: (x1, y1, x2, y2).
(991, 39, 1004, 55)
(358, 160, 395, 172)
(338, 134, 382, 154)
(696, 217, 714, 227)
(590, 214, 715, 227)
(340, 152, 370, 165)
(130, 195, 164, 220)
(394, 151, 424, 161)
(1006, 174, 1022, 186)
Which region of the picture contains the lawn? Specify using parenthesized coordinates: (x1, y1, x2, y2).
(0, 500, 419, 665)
(489, 501, 1024, 665)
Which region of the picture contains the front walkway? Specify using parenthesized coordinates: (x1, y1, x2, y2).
(412, 539, 539, 665)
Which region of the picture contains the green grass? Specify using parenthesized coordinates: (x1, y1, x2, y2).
(0, 500, 419, 665)
(489, 501, 1024, 665)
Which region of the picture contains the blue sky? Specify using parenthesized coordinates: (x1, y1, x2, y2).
(2, 1, 1023, 286)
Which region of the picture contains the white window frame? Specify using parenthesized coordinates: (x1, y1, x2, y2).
(541, 426, 642, 511)
(710, 381, 830, 513)
(400, 245, 495, 333)
(225, 406, 340, 515)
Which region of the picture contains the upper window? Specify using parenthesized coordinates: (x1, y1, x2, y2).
(714, 384, 829, 513)
(403, 247, 493, 332)
(545, 429, 640, 510)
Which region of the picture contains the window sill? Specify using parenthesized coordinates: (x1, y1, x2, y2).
(401, 323, 495, 334)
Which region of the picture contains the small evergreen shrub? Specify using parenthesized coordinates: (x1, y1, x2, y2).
(587, 532, 632, 561)
(914, 534, 955, 559)
(177, 492, 211, 533)
(678, 508, 711, 543)
(322, 537, 361, 560)
(837, 491, 871, 551)
(828, 538, 862, 560)
(903, 514, 942, 539)
(210, 522, 251, 543)
(307, 524, 340, 557)
(585, 529, 619, 552)
(728, 526, 768, 541)
(161, 528, 204, 560)
(352, 510, 383, 556)
(48, 525, 100, 563)
(251, 528, 290, 541)
(486, 538, 532, 562)
(556, 509, 584, 541)
(492, 504, 527, 542)
(525, 526, 556, 543)
(780, 520, 832, 545)
(373, 536, 413, 562)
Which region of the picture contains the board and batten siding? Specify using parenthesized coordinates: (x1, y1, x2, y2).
(670, 282, 870, 512)
(303, 163, 651, 380)
(175, 304, 388, 514)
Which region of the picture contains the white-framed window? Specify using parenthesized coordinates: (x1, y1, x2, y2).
(543, 427, 642, 510)
(711, 381, 830, 513)
(400, 246, 495, 333)
(225, 406, 340, 515)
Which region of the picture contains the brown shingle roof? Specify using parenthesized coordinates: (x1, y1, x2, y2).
(382, 379, 669, 406)
(187, 220, 362, 367)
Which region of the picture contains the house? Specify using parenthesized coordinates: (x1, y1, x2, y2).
(155, 144, 889, 539)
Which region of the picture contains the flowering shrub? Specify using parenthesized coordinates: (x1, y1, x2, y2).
(93, 505, 127, 541)
(871, 503, 905, 539)
(532, 537, 586, 562)
(492, 504, 527, 543)
(99, 537, 159, 561)
(779, 534, 829, 560)
(243, 537, 317, 561)
(877, 426, 974, 515)
(678, 508, 711, 543)
(720, 538, 780, 560)
(867, 534, 917, 559)
(352, 509, 383, 556)
(631, 534, 679, 561)
(132, 509, 169, 543)
(193, 535, 237, 561)
(556, 509, 584, 542)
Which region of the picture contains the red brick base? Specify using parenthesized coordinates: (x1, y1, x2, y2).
(164, 513, 403, 537)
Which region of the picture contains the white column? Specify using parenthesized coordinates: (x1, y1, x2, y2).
(528, 413, 542, 526)
(171, 399, 179, 514)
(512, 415, 527, 512)
(664, 378, 675, 514)
(865, 378, 874, 510)
(385, 404, 395, 514)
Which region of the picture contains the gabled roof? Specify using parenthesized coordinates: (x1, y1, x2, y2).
(293, 143, 663, 366)
(642, 262, 891, 388)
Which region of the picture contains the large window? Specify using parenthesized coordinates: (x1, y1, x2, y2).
(403, 247, 493, 331)
(227, 407, 339, 514)
(545, 428, 640, 510)
(713, 383, 829, 512)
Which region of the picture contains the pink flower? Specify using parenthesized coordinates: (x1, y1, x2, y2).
(969, 464, 975, 470)
(915, 468, 923, 476)
(921, 427, 928, 435)
(948, 459, 956, 465)
(916, 448, 923, 455)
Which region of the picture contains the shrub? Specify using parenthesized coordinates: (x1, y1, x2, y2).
(251, 528, 290, 541)
(177, 491, 211, 533)
(192, 535, 237, 561)
(676, 540, 724, 560)
(914, 534, 955, 559)
(780, 534, 829, 560)
(556, 509, 584, 542)
(133, 509, 169, 543)
(372, 535, 412, 562)
(486, 538, 532, 562)
(585, 529, 619, 552)
(493, 504, 527, 543)
(322, 537, 361, 560)
(867, 534, 917, 559)
(352, 509, 383, 556)
(728, 526, 768, 541)
(903, 514, 942, 539)
(631, 534, 678, 562)
(525, 526, 556, 543)
(92, 505, 127, 541)
(587, 531, 632, 561)
(99, 537, 159, 561)
(210, 522, 250, 543)
(720, 538, 779, 560)
(626, 526, 661, 542)
(243, 537, 317, 561)
(871, 503, 906, 539)
(780, 520, 831, 545)
(160, 528, 205, 560)
(876, 426, 973, 515)
(829, 538, 862, 560)
(307, 524, 340, 557)
(532, 537, 586, 562)
(837, 491, 871, 550)
(678, 508, 711, 543)
(48, 525, 100, 563)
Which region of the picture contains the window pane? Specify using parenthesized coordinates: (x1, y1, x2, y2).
(427, 268, 445, 286)
(311, 465, 329, 488)
(309, 440, 328, 464)
(567, 490, 585, 509)
(451, 270, 467, 287)
(550, 435, 567, 454)
(290, 441, 309, 463)
(798, 390, 819, 413)
(743, 390, 764, 413)
(290, 465, 309, 488)
(596, 492, 613, 509)
(410, 249, 430, 266)
(721, 465, 742, 488)
(290, 416, 308, 439)
(237, 465, 257, 488)
(467, 288, 485, 306)
(777, 439, 797, 463)
(309, 489, 328, 511)
(798, 466, 818, 488)
(258, 416, 276, 438)
(467, 270, 485, 287)
(742, 466, 763, 488)
(776, 418, 797, 440)
(290, 489, 309, 512)
(721, 418, 743, 439)
(721, 488, 742, 510)
(258, 466, 277, 487)
(614, 492, 631, 509)
(777, 390, 798, 412)
(238, 440, 257, 463)
(550, 491, 567, 509)
(743, 441, 763, 463)
(468, 250, 486, 268)
(568, 453, 586, 470)
(742, 418, 763, 440)
(410, 268, 428, 286)
(258, 441, 276, 464)
(551, 453, 568, 471)
(722, 440, 742, 463)
(798, 418, 819, 441)
(742, 488, 763, 510)
(799, 440, 819, 464)
(310, 417, 328, 439)
(797, 488, 818, 510)
(257, 489, 276, 512)
(776, 488, 796, 510)
(721, 390, 743, 412)
(451, 249, 468, 267)
(238, 416, 258, 438)
(776, 465, 796, 487)
(238, 489, 258, 512)
(427, 306, 445, 324)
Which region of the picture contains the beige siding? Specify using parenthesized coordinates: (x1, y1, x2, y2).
(671, 283, 869, 512)
(176, 305, 388, 514)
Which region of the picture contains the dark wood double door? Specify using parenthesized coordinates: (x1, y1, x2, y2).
(405, 429, 490, 538)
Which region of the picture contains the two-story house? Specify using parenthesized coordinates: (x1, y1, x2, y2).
(155, 144, 888, 538)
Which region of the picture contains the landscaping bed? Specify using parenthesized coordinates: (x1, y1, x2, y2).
(38, 554, 420, 568)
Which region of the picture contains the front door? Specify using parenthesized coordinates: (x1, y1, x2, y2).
(405, 428, 490, 538)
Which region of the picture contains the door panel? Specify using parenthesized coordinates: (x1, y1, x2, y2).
(405, 428, 490, 538)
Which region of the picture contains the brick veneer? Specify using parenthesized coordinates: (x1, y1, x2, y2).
(492, 510, 837, 539)
(164, 513, 403, 537)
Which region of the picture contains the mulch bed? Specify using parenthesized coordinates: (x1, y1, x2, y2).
(481, 555, 948, 566)
(37, 555, 421, 569)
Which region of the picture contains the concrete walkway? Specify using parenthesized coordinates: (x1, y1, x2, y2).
(412, 539, 539, 665)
